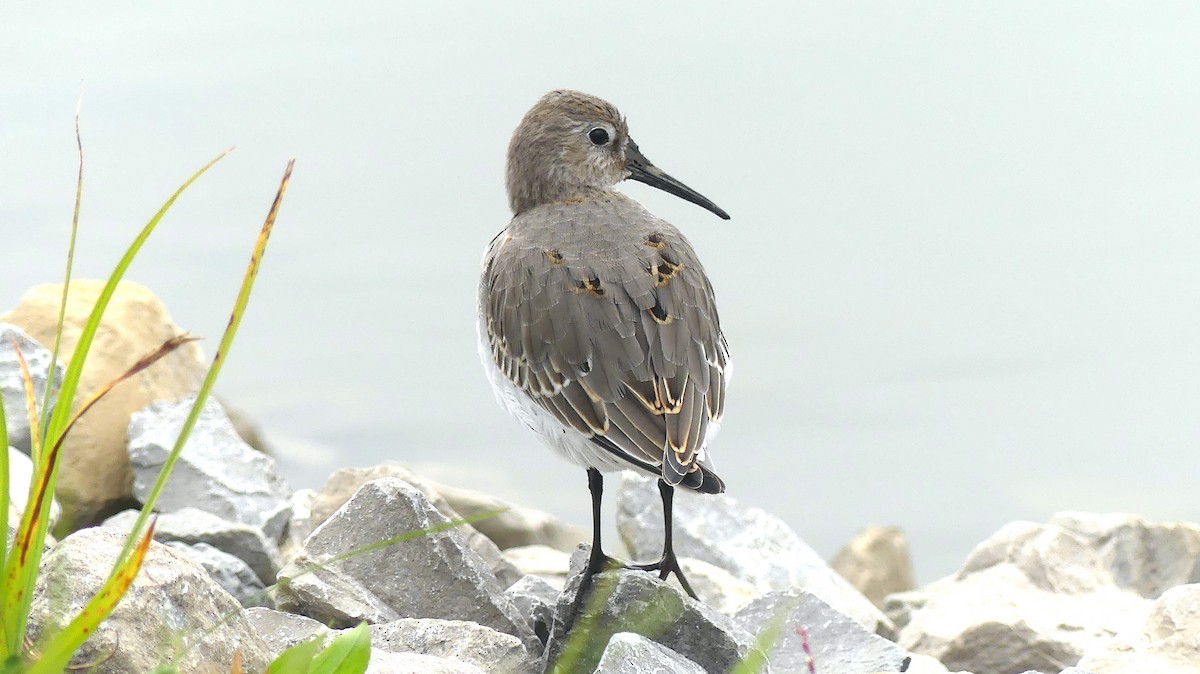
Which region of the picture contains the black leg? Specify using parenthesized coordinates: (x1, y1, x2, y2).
(583, 468, 618, 577)
(629, 479, 698, 599)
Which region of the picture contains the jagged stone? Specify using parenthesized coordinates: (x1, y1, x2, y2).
(128, 396, 292, 541)
(246, 607, 331, 651)
(166, 541, 268, 608)
(0, 324, 61, 455)
(2, 281, 206, 530)
(678, 556, 760, 615)
(593, 632, 707, 673)
(8, 445, 61, 527)
(105, 507, 281, 584)
(274, 478, 536, 649)
(306, 463, 521, 586)
(505, 574, 559, 647)
(365, 651, 488, 674)
(502, 544, 572, 589)
(28, 527, 271, 673)
(617, 472, 892, 635)
(735, 589, 909, 674)
(543, 545, 762, 673)
(370, 618, 532, 673)
(831, 525, 916, 609)
(890, 513, 1200, 674)
(1076, 583, 1200, 673)
(428, 479, 588, 552)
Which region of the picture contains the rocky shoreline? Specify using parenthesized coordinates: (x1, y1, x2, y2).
(3, 283, 1199, 673)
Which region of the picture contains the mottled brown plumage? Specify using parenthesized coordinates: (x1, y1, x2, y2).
(477, 89, 731, 598)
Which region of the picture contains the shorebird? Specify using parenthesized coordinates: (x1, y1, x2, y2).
(478, 90, 730, 598)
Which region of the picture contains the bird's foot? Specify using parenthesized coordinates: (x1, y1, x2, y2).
(626, 552, 698, 600)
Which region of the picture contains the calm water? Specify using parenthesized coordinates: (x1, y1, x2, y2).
(3, 3, 1199, 582)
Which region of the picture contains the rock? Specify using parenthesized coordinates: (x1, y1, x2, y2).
(428, 479, 588, 552)
(2, 281, 205, 530)
(166, 541, 268, 608)
(594, 632, 707, 673)
(8, 446, 61, 528)
(105, 507, 281, 584)
(246, 607, 331, 651)
(219, 398, 271, 453)
(735, 589, 909, 674)
(283, 488, 318, 557)
(831, 525, 916, 609)
(1076, 583, 1200, 673)
(28, 527, 271, 673)
(505, 574, 559, 646)
(1048, 512, 1200, 596)
(128, 396, 292, 541)
(543, 545, 761, 673)
(370, 618, 531, 673)
(0, 324, 62, 454)
(617, 472, 892, 635)
(502, 544, 572, 589)
(275, 478, 536, 648)
(890, 513, 1200, 674)
(365, 651, 488, 674)
(678, 557, 760, 615)
(902, 653, 965, 673)
(308, 463, 521, 586)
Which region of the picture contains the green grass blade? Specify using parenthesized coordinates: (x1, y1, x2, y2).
(0, 385, 8, 595)
(110, 159, 292, 571)
(1, 148, 231, 654)
(25, 518, 157, 674)
(267, 636, 324, 673)
(309, 622, 370, 674)
(38, 96, 86, 442)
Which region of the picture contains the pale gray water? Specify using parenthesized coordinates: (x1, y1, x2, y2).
(3, 3, 1198, 582)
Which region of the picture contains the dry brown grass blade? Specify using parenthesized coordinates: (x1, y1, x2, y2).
(229, 649, 244, 674)
(7, 335, 42, 462)
(58, 333, 201, 443)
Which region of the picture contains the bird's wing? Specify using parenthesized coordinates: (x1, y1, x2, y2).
(482, 220, 728, 493)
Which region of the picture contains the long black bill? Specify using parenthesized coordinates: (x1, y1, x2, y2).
(625, 139, 730, 220)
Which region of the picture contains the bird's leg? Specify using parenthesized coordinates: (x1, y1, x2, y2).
(581, 468, 620, 583)
(628, 479, 698, 599)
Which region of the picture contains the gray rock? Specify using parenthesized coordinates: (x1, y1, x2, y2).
(275, 478, 536, 648)
(1048, 512, 1200, 596)
(28, 527, 271, 673)
(543, 545, 762, 673)
(0, 324, 61, 455)
(128, 396, 293, 541)
(8, 446, 61, 527)
(283, 487, 318, 560)
(735, 589, 909, 674)
(502, 544, 572, 589)
(831, 525, 916, 610)
(1076, 583, 1200, 673)
(429, 479, 589, 552)
(307, 463, 521, 586)
(617, 472, 892, 635)
(505, 574, 560, 646)
(370, 618, 532, 673)
(366, 650, 488, 674)
(678, 557, 760, 615)
(166, 541, 268, 608)
(594, 632, 707, 673)
(246, 607, 331, 651)
(890, 513, 1200, 674)
(105, 507, 281, 584)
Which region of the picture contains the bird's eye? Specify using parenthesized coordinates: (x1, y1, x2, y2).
(588, 127, 611, 146)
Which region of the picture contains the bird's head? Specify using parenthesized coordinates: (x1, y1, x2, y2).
(506, 89, 730, 220)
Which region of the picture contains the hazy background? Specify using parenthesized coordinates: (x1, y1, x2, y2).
(3, 3, 1198, 581)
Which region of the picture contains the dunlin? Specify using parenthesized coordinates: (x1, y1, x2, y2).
(478, 90, 731, 598)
